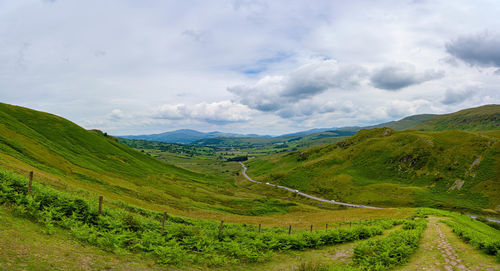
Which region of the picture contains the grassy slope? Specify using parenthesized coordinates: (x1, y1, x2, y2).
(0, 103, 308, 219)
(367, 114, 437, 131)
(0, 205, 161, 271)
(247, 128, 500, 214)
(412, 104, 500, 131)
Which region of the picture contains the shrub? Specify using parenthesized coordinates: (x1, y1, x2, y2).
(353, 218, 427, 270)
(0, 168, 403, 267)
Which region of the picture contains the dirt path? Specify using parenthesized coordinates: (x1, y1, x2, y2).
(396, 217, 500, 271)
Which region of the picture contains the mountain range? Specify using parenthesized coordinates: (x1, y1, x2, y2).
(121, 104, 500, 144)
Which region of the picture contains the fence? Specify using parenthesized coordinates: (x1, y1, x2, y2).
(24, 171, 377, 236)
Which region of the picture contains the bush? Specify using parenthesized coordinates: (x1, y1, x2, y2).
(0, 168, 403, 267)
(353, 218, 427, 270)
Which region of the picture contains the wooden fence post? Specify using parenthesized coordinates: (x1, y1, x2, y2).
(162, 211, 167, 232)
(310, 225, 313, 232)
(258, 224, 261, 233)
(326, 223, 328, 230)
(288, 224, 292, 235)
(28, 171, 33, 194)
(218, 220, 224, 240)
(98, 196, 103, 216)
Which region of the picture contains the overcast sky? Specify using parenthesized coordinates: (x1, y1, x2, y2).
(1, 0, 499, 135)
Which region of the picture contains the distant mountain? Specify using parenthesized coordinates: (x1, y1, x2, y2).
(411, 104, 500, 131)
(120, 104, 500, 144)
(121, 129, 271, 144)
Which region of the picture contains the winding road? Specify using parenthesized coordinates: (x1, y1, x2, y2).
(239, 162, 381, 209)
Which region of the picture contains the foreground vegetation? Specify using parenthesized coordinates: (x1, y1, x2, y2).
(0, 168, 405, 267)
(353, 218, 427, 270)
(6, 165, 497, 270)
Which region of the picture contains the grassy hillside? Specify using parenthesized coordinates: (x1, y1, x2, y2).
(0, 103, 314, 219)
(412, 104, 500, 131)
(246, 128, 500, 214)
(368, 114, 436, 130)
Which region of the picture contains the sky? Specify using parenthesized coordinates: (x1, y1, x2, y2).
(1, 0, 499, 136)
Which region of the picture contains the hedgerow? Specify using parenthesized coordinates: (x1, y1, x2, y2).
(0, 168, 403, 267)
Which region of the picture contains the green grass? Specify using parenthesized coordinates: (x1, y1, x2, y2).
(247, 127, 500, 214)
(0, 102, 414, 227)
(352, 218, 427, 270)
(0, 205, 163, 270)
(0, 168, 408, 267)
(0, 102, 314, 219)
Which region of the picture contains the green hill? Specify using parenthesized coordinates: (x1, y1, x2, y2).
(411, 104, 500, 131)
(369, 114, 436, 130)
(246, 127, 500, 214)
(0, 103, 301, 218)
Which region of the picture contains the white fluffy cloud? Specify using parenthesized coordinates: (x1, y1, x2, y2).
(154, 101, 252, 124)
(228, 59, 367, 115)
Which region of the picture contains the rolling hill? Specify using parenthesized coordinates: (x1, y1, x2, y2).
(412, 104, 500, 131)
(246, 127, 500, 214)
(0, 102, 303, 218)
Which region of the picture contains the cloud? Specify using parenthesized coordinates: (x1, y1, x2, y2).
(228, 59, 367, 116)
(370, 63, 444, 90)
(385, 99, 433, 118)
(275, 100, 339, 119)
(154, 101, 252, 124)
(1, 1, 500, 135)
(441, 88, 475, 105)
(446, 32, 500, 67)
(109, 109, 125, 120)
(182, 29, 210, 43)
